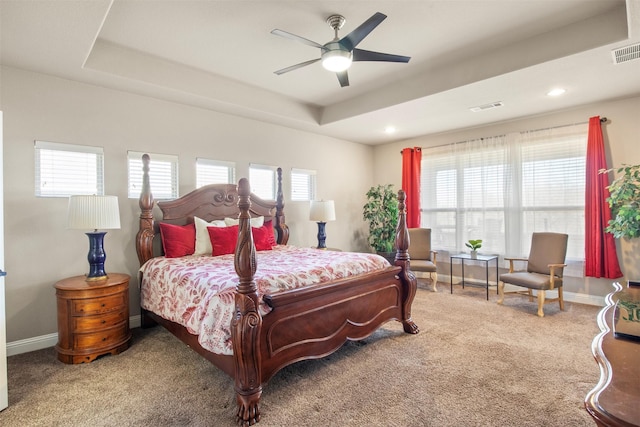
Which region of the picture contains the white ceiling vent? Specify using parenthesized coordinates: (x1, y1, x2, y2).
(612, 43, 640, 64)
(470, 101, 504, 112)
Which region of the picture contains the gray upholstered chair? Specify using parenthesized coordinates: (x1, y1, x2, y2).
(497, 232, 568, 317)
(408, 228, 438, 291)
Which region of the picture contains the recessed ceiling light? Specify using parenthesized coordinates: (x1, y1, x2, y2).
(384, 126, 396, 134)
(547, 88, 566, 97)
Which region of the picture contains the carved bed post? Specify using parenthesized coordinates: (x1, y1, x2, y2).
(136, 154, 155, 266)
(136, 154, 157, 328)
(274, 167, 289, 245)
(231, 178, 263, 427)
(395, 189, 419, 334)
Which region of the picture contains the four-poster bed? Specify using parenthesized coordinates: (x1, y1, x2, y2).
(135, 154, 419, 425)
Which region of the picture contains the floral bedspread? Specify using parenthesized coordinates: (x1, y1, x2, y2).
(140, 246, 390, 355)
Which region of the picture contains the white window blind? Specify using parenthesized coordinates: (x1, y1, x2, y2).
(249, 164, 277, 200)
(518, 127, 587, 261)
(196, 158, 235, 187)
(35, 141, 104, 197)
(421, 137, 507, 253)
(421, 123, 587, 276)
(291, 168, 316, 201)
(128, 151, 178, 199)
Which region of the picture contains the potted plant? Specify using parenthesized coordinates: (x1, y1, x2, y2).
(465, 239, 482, 259)
(363, 184, 399, 261)
(602, 164, 640, 239)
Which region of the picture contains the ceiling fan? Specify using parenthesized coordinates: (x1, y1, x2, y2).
(271, 12, 411, 87)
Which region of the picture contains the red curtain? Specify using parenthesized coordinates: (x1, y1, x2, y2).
(585, 116, 623, 278)
(402, 147, 421, 228)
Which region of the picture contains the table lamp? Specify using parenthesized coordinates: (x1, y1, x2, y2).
(309, 200, 335, 249)
(67, 195, 121, 281)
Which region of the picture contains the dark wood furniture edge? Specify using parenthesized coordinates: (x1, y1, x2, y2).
(54, 274, 131, 364)
(136, 154, 418, 426)
(585, 281, 639, 427)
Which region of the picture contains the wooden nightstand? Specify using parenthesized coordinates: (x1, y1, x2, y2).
(54, 273, 131, 364)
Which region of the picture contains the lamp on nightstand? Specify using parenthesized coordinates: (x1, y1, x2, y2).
(310, 200, 335, 249)
(67, 195, 121, 281)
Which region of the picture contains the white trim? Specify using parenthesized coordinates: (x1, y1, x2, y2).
(6, 315, 142, 357)
(197, 158, 235, 168)
(430, 272, 606, 307)
(4, 289, 605, 357)
(35, 140, 104, 154)
(563, 291, 605, 307)
(127, 150, 177, 164)
(6, 333, 57, 357)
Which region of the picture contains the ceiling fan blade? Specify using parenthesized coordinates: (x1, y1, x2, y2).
(353, 48, 411, 63)
(274, 58, 321, 75)
(271, 29, 324, 49)
(336, 71, 349, 87)
(339, 12, 387, 51)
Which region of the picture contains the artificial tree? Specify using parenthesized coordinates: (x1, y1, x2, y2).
(603, 164, 640, 239)
(362, 184, 399, 256)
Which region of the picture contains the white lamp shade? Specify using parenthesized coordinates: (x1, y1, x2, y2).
(310, 200, 336, 222)
(67, 195, 121, 230)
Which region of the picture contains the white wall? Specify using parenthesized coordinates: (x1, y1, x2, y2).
(373, 95, 640, 298)
(4, 63, 639, 344)
(1, 66, 375, 342)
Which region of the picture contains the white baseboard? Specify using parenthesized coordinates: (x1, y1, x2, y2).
(6, 315, 142, 357)
(563, 291, 605, 307)
(4, 290, 605, 357)
(439, 273, 607, 307)
(6, 333, 59, 357)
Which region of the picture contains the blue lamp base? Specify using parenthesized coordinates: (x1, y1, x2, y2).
(316, 222, 327, 249)
(86, 231, 108, 281)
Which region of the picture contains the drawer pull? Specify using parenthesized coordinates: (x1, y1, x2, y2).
(101, 320, 106, 324)
(101, 303, 106, 307)
(102, 337, 107, 341)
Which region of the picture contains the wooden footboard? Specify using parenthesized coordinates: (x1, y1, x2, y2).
(260, 266, 406, 380)
(231, 178, 418, 425)
(136, 154, 418, 426)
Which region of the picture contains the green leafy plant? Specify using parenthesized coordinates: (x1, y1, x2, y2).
(465, 239, 483, 251)
(601, 164, 640, 239)
(362, 184, 399, 253)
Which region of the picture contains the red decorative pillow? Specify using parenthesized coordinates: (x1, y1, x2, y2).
(207, 222, 277, 256)
(253, 221, 276, 251)
(208, 225, 239, 256)
(159, 222, 196, 258)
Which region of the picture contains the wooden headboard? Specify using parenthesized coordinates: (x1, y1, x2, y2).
(136, 154, 289, 265)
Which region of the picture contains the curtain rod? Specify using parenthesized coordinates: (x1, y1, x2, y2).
(401, 116, 608, 154)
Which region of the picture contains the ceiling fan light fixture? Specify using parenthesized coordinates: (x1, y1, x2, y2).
(322, 49, 352, 72)
(272, 12, 410, 86)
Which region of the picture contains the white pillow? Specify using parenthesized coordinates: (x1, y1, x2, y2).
(194, 216, 226, 255)
(224, 216, 264, 227)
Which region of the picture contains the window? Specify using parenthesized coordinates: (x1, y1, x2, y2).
(196, 158, 235, 187)
(249, 164, 277, 200)
(35, 141, 104, 197)
(291, 168, 316, 201)
(128, 151, 178, 199)
(421, 123, 587, 276)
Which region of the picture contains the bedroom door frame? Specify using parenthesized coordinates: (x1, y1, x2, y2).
(0, 111, 7, 411)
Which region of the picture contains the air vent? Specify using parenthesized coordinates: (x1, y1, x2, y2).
(612, 42, 640, 64)
(470, 101, 504, 113)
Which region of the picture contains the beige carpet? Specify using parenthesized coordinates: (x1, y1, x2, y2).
(1, 282, 601, 426)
